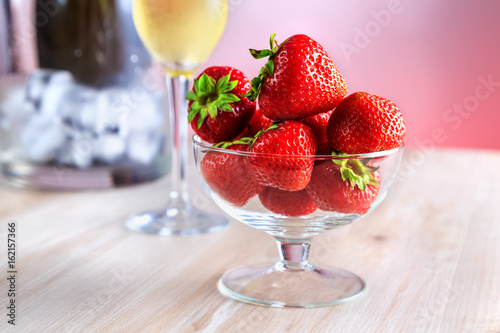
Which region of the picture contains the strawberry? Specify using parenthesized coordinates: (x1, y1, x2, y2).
(247, 107, 274, 137)
(306, 157, 381, 215)
(247, 120, 317, 191)
(299, 110, 333, 155)
(259, 187, 317, 217)
(200, 144, 264, 207)
(245, 33, 347, 120)
(187, 66, 256, 144)
(326, 91, 406, 154)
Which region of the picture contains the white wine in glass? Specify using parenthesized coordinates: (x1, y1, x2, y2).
(132, 0, 228, 76)
(126, 0, 229, 235)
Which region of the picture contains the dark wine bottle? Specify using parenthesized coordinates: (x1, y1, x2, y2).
(35, 0, 123, 87)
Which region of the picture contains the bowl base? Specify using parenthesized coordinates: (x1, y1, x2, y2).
(218, 263, 366, 308)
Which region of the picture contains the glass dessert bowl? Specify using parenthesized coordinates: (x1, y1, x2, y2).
(193, 135, 404, 308)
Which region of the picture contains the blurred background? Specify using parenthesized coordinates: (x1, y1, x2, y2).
(203, 0, 500, 151)
(1, 0, 500, 169)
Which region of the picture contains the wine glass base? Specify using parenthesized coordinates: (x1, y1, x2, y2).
(126, 206, 229, 236)
(218, 263, 367, 308)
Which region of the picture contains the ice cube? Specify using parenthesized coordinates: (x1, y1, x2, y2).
(125, 89, 164, 132)
(94, 134, 126, 164)
(20, 115, 66, 163)
(24, 69, 51, 113)
(127, 131, 163, 164)
(56, 131, 95, 169)
(25, 69, 74, 117)
(95, 88, 129, 136)
(58, 85, 98, 130)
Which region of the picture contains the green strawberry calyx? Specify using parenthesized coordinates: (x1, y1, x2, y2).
(250, 123, 279, 144)
(214, 137, 254, 149)
(186, 73, 241, 128)
(214, 123, 279, 149)
(243, 33, 280, 102)
(332, 152, 380, 191)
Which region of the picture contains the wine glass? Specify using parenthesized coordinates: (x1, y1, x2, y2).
(126, 0, 230, 235)
(193, 135, 404, 307)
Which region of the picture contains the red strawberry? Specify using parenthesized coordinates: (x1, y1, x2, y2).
(327, 91, 406, 154)
(259, 187, 317, 217)
(245, 33, 347, 120)
(299, 110, 333, 155)
(306, 158, 381, 215)
(247, 120, 317, 191)
(200, 144, 264, 207)
(187, 66, 256, 144)
(247, 107, 273, 137)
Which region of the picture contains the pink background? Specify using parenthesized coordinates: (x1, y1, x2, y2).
(4, 0, 500, 151)
(203, 0, 500, 150)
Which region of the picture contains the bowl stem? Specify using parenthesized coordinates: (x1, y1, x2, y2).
(274, 239, 314, 271)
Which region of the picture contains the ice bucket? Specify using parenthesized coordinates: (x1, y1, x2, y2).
(0, 0, 169, 189)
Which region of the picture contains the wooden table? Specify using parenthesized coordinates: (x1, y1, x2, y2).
(1, 148, 500, 332)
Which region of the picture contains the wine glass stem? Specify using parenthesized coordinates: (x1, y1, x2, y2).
(275, 239, 313, 271)
(165, 74, 191, 206)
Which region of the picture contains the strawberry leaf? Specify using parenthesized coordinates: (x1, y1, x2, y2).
(250, 123, 279, 146)
(196, 109, 207, 128)
(215, 123, 279, 149)
(217, 72, 230, 88)
(224, 80, 238, 92)
(194, 79, 200, 94)
(185, 90, 197, 101)
(215, 136, 254, 149)
(187, 106, 198, 123)
(244, 76, 263, 101)
(244, 33, 280, 102)
(207, 103, 218, 119)
(249, 49, 272, 59)
(217, 103, 233, 112)
(218, 93, 240, 104)
(269, 32, 277, 48)
(265, 61, 274, 77)
(198, 74, 216, 93)
(332, 152, 380, 191)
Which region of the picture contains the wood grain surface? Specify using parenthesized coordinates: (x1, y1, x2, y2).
(1, 149, 500, 333)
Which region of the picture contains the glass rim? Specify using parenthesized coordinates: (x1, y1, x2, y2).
(192, 135, 405, 159)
